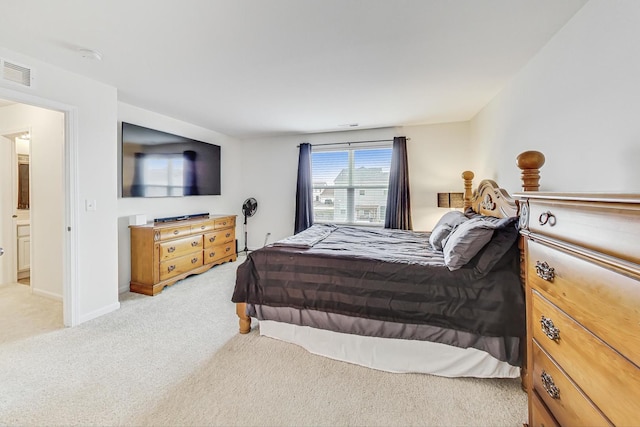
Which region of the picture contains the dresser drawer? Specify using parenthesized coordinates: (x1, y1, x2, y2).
(191, 220, 216, 234)
(527, 198, 640, 264)
(531, 341, 609, 427)
(530, 390, 559, 427)
(158, 224, 192, 241)
(527, 240, 640, 366)
(159, 253, 203, 281)
(204, 242, 235, 264)
(204, 229, 235, 248)
(531, 291, 640, 426)
(214, 216, 235, 229)
(159, 235, 203, 260)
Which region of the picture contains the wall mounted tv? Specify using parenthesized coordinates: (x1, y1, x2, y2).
(121, 122, 221, 197)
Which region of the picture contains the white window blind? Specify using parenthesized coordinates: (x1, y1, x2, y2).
(312, 145, 392, 225)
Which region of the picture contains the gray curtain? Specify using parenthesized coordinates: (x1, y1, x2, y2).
(294, 143, 314, 234)
(384, 136, 412, 230)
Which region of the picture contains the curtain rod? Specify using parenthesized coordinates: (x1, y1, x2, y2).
(297, 138, 409, 148)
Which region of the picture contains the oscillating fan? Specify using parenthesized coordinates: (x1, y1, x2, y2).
(241, 197, 258, 253)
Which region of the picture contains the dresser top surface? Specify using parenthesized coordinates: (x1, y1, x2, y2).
(129, 214, 236, 229)
(514, 192, 640, 204)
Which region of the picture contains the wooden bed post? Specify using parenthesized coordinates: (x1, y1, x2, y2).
(516, 151, 545, 191)
(236, 302, 251, 334)
(461, 171, 475, 210)
(515, 150, 545, 392)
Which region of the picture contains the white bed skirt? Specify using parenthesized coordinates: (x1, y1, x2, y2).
(259, 320, 520, 378)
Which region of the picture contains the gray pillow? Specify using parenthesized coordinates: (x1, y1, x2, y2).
(470, 218, 519, 276)
(433, 210, 468, 230)
(443, 217, 496, 271)
(429, 223, 453, 251)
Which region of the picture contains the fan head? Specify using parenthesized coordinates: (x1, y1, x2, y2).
(242, 197, 258, 217)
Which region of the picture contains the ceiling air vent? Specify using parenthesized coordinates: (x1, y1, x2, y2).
(1, 59, 33, 87)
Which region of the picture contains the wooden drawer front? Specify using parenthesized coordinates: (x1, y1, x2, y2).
(204, 229, 235, 248)
(531, 341, 609, 427)
(530, 390, 559, 427)
(214, 216, 235, 229)
(532, 291, 640, 426)
(204, 242, 235, 264)
(527, 240, 640, 366)
(159, 225, 192, 241)
(159, 253, 203, 281)
(527, 199, 640, 264)
(159, 236, 203, 260)
(191, 220, 215, 234)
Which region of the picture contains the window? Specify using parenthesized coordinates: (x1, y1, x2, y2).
(312, 145, 392, 225)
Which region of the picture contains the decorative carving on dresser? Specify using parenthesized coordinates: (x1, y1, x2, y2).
(516, 192, 640, 426)
(540, 316, 560, 341)
(535, 261, 555, 282)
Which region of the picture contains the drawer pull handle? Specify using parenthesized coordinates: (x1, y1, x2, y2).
(535, 261, 555, 281)
(541, 371, 560, 399)
(226, 233, 231, 238)
(167, 265, 176, 273)
(538, 211, 556, 226)
(222, 221, 227, 226)
(225, 247, 231, 252)
(191, 257, 198, 264)
(540, 316, 560, 341)
(191, 241, 199, 247)
(209, 236, 216, 243)
(173, 230, 180, 235)
(167, 247, 175, 253)
(209, 252, 215, 257)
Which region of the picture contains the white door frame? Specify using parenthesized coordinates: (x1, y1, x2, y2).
(0, 129, 30, 286)
(0, 87, 79, 327)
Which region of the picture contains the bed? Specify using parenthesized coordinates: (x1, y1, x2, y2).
(231, 151, 545, 379)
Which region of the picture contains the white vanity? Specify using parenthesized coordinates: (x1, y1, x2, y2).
(17, 220, 30, 280)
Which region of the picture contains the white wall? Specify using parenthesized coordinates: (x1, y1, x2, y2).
(0, 46, 119, 325)
(116, 103, 245, 293)
(470, 0, 640, 194)
(241, 122, 471, 248)
(0, 104, 64, 299)
(404, 122, 472, 231)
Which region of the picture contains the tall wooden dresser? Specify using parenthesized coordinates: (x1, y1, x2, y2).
(130, 215, 237, 296)
(517, 193, 640, 426)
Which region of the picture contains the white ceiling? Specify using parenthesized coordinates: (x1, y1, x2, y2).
(0, 0, 586, 139)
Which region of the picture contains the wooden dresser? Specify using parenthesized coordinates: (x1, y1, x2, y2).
(517, 193, 640, 426)
(130, 215, 237, 296)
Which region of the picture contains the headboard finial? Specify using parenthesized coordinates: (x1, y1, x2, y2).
(516, 151, 545, 192)
(461, 171, 475, 210)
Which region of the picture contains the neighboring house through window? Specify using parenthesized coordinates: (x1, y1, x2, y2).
(311, 145, 392, 225)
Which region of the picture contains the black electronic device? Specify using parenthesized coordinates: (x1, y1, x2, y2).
(121, 122, 221, 198)
(153, 212, 210, 223)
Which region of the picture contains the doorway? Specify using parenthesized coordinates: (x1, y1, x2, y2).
(0, 96, 70, 330)
(0, 129, 32, 287)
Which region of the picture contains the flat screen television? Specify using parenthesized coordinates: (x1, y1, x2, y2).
(121, 122, 221, 197)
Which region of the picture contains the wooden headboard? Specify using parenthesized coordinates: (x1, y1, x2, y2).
(462, 150, 546, 219)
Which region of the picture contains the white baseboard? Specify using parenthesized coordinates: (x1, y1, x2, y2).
(32, 287, 63, 301)
(78, 302, 121, 324)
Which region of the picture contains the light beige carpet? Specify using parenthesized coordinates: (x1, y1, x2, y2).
(0, 257, 527, 426)
(135, 330, 527, 426)
(0, 282, 63, 345)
